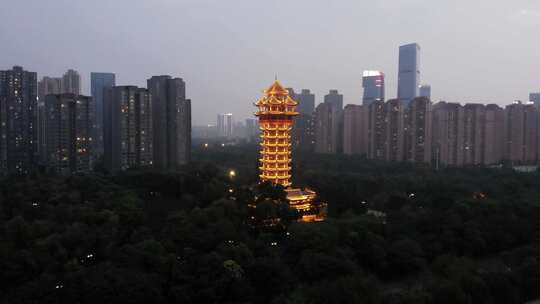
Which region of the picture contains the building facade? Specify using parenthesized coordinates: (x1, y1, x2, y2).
(404, 97, 432, 163)
(292, 89, 315, 151)
(44, 93, 92, 174)
(91, 72, 116, 155)
(504, 102, 538, 164)
(385, 99, 405, 161)
(61, 69, 81, 95)
(483, 104, 505, 165)
(38, 76, 62, 163)
(362, 71, 385, 106)
(0, 66, 38, 175)
(147, 75, 191, 170)
(296, 89, 315, 115)
(38, 77, 62, 99)
(324, 90, 344, 153)
(432, 102, 464, 167)
(366, 100, 386, 160)
(419, 85, 431, 99)
(463, 103, 485, 165)
(103, 86, 152, 172)
(315, 102, 332, 153)
(343, 104, 368, 156)
(530, 93, 540, 107)
(217, 113, 234, 138)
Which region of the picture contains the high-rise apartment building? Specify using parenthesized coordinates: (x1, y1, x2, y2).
(217, 113, 234, 138)
(38, 77, 62, 99)
(463, 103, 485, 165)
(362, 71, 385, 106)
(314, 90, 344, 154)
(293, 114, 315, 151)
(103, 86, 152, 172)
(404, 97, 432, 163)
(504, 102, 537, 164)
(37, 76, 62, 163)
(385, 99, 405, 161)
(530, 93, 540, 108)
(419, 85, 431, 99)
(432, 102, 464, 167)
(292, 89, 315, 151)
(397, 43, 420, 104)
(147, 76, 191, 170)
(296, 89, 315, 115)
(43, 93, 92, 174)
(343, 104, 368, 156)
(91, 72, 116, 155)
(61, 69, 81, 95)
(314, 102, 336, 154)
(0, 66, 38, 175)
(324, 90, 344, 153)
(367, 100, 386, 160)
(483, 104, 505, 165)
(324, 89, 343, 112)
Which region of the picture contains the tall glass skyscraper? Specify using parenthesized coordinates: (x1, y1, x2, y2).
(362, 70, 385, 106)
(91, 72, 116, 155)
(397, 43, 420, 104)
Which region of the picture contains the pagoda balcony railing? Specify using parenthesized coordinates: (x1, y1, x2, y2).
(259, 158, 289, 163)
(261, 141, 291, 145)
(260, 174, 292, 179)
(261, 152, 291, 156)
(259, 166, 290, 171)
(255, 110, 298, 116)
(260, 134, 289, 139)
(259, 126, 292, 131)
(260, 143, 291, 148)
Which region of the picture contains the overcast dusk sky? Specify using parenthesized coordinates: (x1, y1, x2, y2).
(1, 0, 540, 124)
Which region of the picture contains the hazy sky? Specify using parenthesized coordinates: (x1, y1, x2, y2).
(1, 0, 540, 124)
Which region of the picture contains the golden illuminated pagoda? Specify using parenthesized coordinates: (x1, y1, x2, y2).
(255, 80, 326, 222)
(255, 80, 297, 187)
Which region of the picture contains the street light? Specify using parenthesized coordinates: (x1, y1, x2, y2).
(229, 170, 236, 178)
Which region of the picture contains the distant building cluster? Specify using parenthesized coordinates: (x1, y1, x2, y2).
(340, 98, 539, 167)
(193, 114, 260, 143)
(0, 66, 191, 175)
(286, 43, 540, 167)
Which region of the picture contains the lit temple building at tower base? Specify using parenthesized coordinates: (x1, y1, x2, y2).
(285, 188, 326, 222)
(255, 80, 327, 222)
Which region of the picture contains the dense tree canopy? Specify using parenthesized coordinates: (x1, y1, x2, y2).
(2, 144, 540, 303)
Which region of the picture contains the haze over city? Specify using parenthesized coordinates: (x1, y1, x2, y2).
(6, 1, 540, 303)
(2, 0, 540, 124)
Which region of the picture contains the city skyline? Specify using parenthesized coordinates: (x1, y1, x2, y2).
(2, 0, 540, 124)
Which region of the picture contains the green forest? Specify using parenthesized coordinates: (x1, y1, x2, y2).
(2, 144, 540, 303)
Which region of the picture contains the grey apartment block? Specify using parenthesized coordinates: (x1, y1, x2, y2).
(104, 86, 153, 172)
(147, 76, 191, 170)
